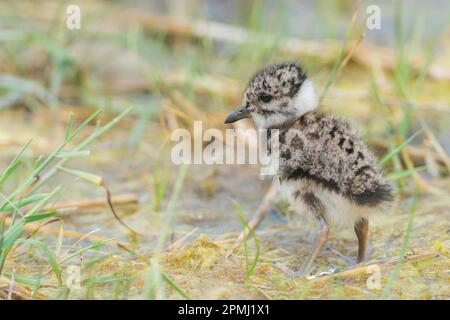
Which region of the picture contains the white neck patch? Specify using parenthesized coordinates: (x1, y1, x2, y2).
(291, 79, 318, 116)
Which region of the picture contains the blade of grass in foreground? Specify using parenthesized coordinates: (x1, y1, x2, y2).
(17, 238, 62, 285)
(0, 139, 32, 187)
(0, 110, 102, 210)
(0, 108, 132, 282)
(0, 187, 61, 274)
(380, 191, 418, 299)
(57, 166, 138, 234)
(0, 193, 50, 212)
(387, 167, 425, 181)
(126, 164, 190, 299)
(31, 107, 134, 192)
(155, 164, 188, 252)
(380, 130, 423, 165)
(234, 201, 260, 280)
(57, 240, 107, 266)
(146, 164, 189, 299)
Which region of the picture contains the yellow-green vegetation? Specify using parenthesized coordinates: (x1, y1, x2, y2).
(0, 0, 449, 299)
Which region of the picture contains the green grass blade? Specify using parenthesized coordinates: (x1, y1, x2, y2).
(380, 130, 423, 165)
(0, 139, 32, 187)
(234, 201, 260, 280)
(57, 241, 106, 266)
(3, 273, 41, 287)
(56, 151, 91, 158)
(24, 211, 57, 223)
(387, 167, 425, 181)
(0, 220, 25, 273)
(17, 238, 62, 285)
(25, 186, 61, 217)
(65, 113, 74, 142)
(0, 193, 49, 212)
(57, 167, 103, 186)
(32, 107, 133, 192)
(380, 191, 419, 299)
(160, 271, 191, 300)
(1, 110, 102, 209)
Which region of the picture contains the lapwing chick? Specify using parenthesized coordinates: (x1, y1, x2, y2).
(225, 63, 393, 277)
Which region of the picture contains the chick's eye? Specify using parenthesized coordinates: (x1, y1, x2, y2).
(259, 94, 273, 103)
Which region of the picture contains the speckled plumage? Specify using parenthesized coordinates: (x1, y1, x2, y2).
(277, 112, 392, 209)
(239, 63, 315, 129)
(242, 64, 392, 218)
(273, 112, 392, 229)
(225, 63, 393, 276)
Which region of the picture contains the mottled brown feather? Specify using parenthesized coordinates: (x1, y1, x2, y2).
(276, 112, 392, 207)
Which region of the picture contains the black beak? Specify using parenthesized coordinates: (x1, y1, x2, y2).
(224, 105, 251, 124)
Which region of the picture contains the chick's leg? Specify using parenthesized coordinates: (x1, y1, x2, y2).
(275, 193, 329, 277)
(354, 218, 369, 263)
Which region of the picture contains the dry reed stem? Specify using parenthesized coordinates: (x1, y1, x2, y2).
(312, 251, 437, 283)
(0, 277, 48, 300)
(4, 217, 109, 243)
(43, 193, 139, 213)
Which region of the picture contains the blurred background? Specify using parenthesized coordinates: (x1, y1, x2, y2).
(0, 0, 449, 300)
